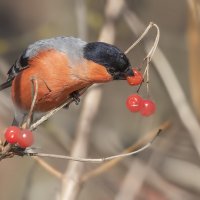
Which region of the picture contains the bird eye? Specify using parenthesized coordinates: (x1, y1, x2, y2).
(120, 53, 125, 59)
(108, 68, 115, 74)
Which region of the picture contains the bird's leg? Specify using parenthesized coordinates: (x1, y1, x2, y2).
(70, 91, 81, 105)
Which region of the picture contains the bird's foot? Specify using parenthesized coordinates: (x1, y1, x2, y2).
(70, 91, 81, 105)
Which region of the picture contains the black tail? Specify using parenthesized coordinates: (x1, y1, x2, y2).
(0, 80, 12, 91)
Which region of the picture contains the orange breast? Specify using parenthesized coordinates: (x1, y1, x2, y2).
(11, 49, 90, 112)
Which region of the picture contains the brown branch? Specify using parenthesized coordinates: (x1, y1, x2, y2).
(115, 159, 195, 200)
(60, 88, 105, 199)
(187, 0, 200, 119)
(30, 87, 89, 131)
(75, 0, 88, 40)
(29, 138, 154, 162)
(33, 157, 62, 179)
(81, 121, 170, 182)
(60, 0, 125, 199)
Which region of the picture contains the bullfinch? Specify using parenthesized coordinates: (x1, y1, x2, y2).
(0, 36, 133, 125)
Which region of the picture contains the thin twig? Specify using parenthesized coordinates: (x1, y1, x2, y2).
(0, 143, 12, 161)
(81, 121, 170, 182)
(145, 23, 160, 61)
(28, 139, 154, 162)
(33, 157, 62, 179)
(124, 22, 160, 62)
(23, 77, 38, 129)
(30, 87, 89, 130)
(124, 22, 160, 97)
(124, 22, 155, 54)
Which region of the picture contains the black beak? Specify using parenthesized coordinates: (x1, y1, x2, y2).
(125, 68, 134, 77)
(113, 68, 134, 80)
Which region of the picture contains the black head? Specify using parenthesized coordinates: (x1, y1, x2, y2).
(83, 42, 133, 80)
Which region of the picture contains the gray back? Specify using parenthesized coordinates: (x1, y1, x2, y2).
(7, 37, 87, 80)
(24, 36, 87, 66)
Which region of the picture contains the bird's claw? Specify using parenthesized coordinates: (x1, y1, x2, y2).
(70, 91, 81, 105)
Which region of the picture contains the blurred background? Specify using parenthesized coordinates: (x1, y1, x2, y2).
(0, 0, 200, 199)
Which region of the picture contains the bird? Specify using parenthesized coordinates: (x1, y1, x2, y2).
(0, 36, 134, 125)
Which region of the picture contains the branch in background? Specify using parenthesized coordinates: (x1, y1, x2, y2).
(75, 0, 88, 40)
(81, 121, 170, 182)
(30, 133, 158, 162)
(187, 0, 200, 25)
(115, 159, 196, 200)
(98, 0, 125, 43)
(123, 8, 200, 157)
(33, 157, 62, 179)
(0, 58, 13, 126)
(115, 160, 155, 200)
(114, 120, 173, 199)
(187, 0, 200, 119)
(161, 157, 200, 193)
(60, 0, 125, 199)
(145, 160, 198, 200)
(60, 87, 103, 200)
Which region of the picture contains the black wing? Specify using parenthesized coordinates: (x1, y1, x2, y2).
(0, 49, 29, 91)
(7, 49, 29, 81)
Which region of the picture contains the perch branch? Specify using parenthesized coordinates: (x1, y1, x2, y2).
(30, 87, 89, 130)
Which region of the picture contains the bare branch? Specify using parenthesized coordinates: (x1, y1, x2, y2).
(75, 0, 88, 40)
(30, 87, 89, 130)
(33, 157, 62, 179)
(59, 1, 125, 200)
(29, 136, 156, 162)
(115, 159, 195, 200)
(81, 121, 170, 182)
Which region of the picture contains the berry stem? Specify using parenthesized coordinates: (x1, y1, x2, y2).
(146, 60, 150, 98)
(136, 79, 144, 94)
(125, 22, 160, 98)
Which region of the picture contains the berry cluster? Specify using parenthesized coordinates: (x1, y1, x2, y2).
(126, 68, 156, 117)
(4, 126, 33, 148)
(126, 94, 156, 116)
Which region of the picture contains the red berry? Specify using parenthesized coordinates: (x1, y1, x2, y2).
(126, 68, 143, 86)
(126, 94, 143, 112)
(140, 100, 156, 116)
(17, 129, 34, 148)
(4, 126, 21, 144)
